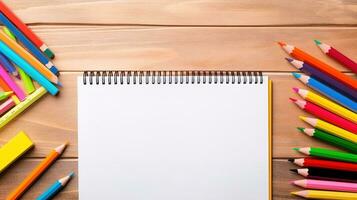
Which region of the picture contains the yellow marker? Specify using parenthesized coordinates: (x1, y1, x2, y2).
(0, 131, 34, 173)
(0, 87, 47, 129)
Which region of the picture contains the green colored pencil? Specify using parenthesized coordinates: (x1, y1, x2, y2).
(0, 91, 13, 101)
(18, 67, 35, 94)
(298, 128, 357, 154)
(294, 147, 357, 163)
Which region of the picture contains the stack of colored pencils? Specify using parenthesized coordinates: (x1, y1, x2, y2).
(0, 2, 61, 129)
(279, 41, 357, 199)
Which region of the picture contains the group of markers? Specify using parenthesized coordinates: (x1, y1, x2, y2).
(278, 41, 357, 199)
(0, 2, 74, 200)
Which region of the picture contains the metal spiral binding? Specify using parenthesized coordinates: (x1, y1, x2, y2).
(83, 71, 263, 85)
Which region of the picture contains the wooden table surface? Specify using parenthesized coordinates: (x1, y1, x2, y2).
(0, 1, 356, 199)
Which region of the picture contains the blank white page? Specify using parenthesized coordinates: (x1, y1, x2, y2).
(78, 74, 270, 200)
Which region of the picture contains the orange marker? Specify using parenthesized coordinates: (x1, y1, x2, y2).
(6, 143, 68, 200)
(278, 41, 357, 90)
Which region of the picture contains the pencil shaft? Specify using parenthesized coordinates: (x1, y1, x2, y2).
(328, 47, 357, 73)
(299, 158, 357, 172)
(305, 168, 357, 183)
(310, 148, 357, 163)
(297, 179, 357, 192)
(313, 129, 357, 153)
(314, 118, 357, 143)
(294, 190, 357, 199)
(0, 62, 25, 101)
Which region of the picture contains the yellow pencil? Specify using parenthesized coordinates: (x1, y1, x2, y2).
(291, 190, 357, 199)
(300, 116, 357, 143)
(294, 88, 357, 123)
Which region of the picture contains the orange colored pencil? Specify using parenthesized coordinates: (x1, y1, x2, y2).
(6, 143, 67, 200)
(0, 31, 59, 85)
(278, 42, 357, 90)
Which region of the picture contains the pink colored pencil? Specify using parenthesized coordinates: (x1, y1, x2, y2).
(290, 98, 357, 134)
(293, 179, 357, 193)
(315, 40, 357, 74)
(0, 63, 25, 101)
(0, 97, 15, 115)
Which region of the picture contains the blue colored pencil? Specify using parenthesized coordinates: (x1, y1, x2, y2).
(36, 172, 74, 200)
(0, 41, 59, 95)
(0, 13, 59, 75)
(286, 58, 357, 101)
(292, 73, 357, 112)
(0, 52, 19, 78)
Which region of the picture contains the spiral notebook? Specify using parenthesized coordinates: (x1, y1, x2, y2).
(78, 71, 272, 200)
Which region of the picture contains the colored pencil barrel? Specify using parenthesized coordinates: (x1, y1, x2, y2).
(36, 172, 74, 200)
(279, 42, 357, 89)
(291, 99, 357, 133)
(0, 98, 15, 116)
(291, 168, 357, 183)
(294, 147, 357, 163)
(0, 41, 59, 95)
(294, 88, 357, 123)
(3, 27, 16, 41)
(292, 190, 357, 199)
(293, 179, 357, 193)
(0, 13, 58, 75)
(293, 73, 357, 112)
(289, 158, 357, 172)
(0, 1, 55, 59)
(0, 91, 12, 101)
(286, 58, 357, 101)
(0, 53, 18, 78)
(0, 62, 25, 101)
(315, 40, 357, 73)
(6, 143, 67, 200)
(298, 128, 357, 153)
(300, 116, 357, 143)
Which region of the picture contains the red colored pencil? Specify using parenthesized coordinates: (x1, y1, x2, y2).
(289, 158, 357, 172)
(278, 42, 357, 90)
(315, 40, 357, 74)
(290, 98, 357, 133)
(0, 1, 55, 59)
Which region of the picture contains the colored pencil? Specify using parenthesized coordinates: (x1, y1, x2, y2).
(0, 41, 59, 95)
(300, 116, 357, 143)
(0, 13, 58, 75)
(293, 179, 357, 193)
(0, 53, 18, 78)
(286, 58, 357, 101)
(0, 30, 60, 85)
(278, 41, 357, 89)
(0, 91, 13, 101)
(0, 77, 20, 105)
(290, 168, 357, 183)
(291, 190, 357, 199)
(293, 88, 357, 123)
(294, 147, 357, 163)
(6, 143, 67, 200)
(315, 40, 357, 73)
(0, 1, 55, 59)
(297, 128, 357, 153)
(292, 73, 357, 112)
(3, 26, 36, 94)
(0, 98, 15, 116)
(36, 172, 74, 200)
(290, 99, 357, 133)
(288, 158, 357, 172)
(0, 62, 25, 101)
(0, 87, 47, 129)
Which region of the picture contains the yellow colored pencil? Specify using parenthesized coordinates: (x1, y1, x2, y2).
(294, 88, 357, 123)
(291, 190, 357, 199)
(0, 30, 59, 85)
(300, 116, 357, 143)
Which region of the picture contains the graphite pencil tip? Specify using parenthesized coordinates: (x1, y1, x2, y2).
(292, 87, 299, 93)
(314, 39, 322, 45)
(288, 158, 294, 162)
(289, 97, 297, 102)
(289, 169, 298, 173)
(285, 57, 293, 62)
(296, 127, 304, 132)
(277, 41, 286, 47)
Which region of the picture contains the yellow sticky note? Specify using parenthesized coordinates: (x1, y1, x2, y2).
(0, 131, 34, 173)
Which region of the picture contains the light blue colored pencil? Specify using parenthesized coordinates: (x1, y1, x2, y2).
(292, 73, 357, 112)
(0, 41, 59, 95)
(36, 172, 74, 200)
(0, 13, 59, 75)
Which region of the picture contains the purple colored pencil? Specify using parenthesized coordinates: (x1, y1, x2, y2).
(286, 58, 357, 101)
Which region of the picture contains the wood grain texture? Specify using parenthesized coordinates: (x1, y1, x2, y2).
(10, 26, 357, 72)
(0, 159, 299, 200)
(3, 0, 357, 25)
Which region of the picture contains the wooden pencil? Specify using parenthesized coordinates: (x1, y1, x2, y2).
(294, 147, 357, 163)
(288, 158, 357, 172)
(291, 190, 357, 199)
(290, 168, 357, 183)
(293, 179, 357, 192)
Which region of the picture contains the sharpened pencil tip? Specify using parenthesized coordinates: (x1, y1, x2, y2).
(299, 116, 307, 121)
(290, 169, 298, 173)
(293, 147, 299, 151)
(297, 127, 304, 132)
(292, 72, 301, 79)
(291, 191, 298, 196)
(57, 81, 63, 87)
(288, 158, 294, 162)
(289, 97, 297, 102)
(292, 87, 299, 93)
(314, 39, 322, 45)
(68, 171, 75, 178)
(285, 57, 293, 62)
(277, 41, 286, 47)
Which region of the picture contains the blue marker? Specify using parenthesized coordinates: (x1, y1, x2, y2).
(293, 73, 357, 112)
(0, 41, 59, 95)
(0, 13, 59, 75)
(37, 172, 74, 200)
(0, 52, 19, 78)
